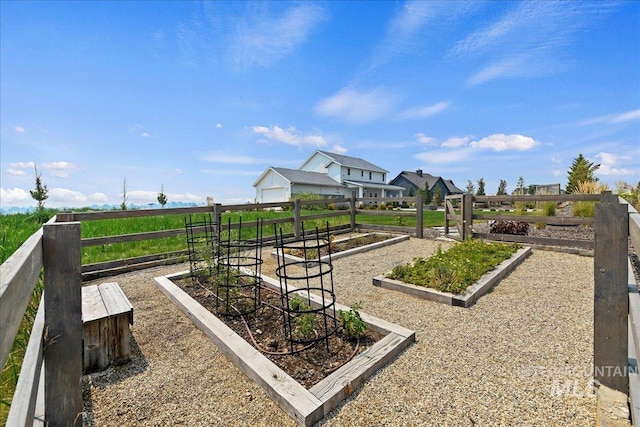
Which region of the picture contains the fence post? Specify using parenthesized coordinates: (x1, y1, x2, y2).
(294, 199, 301, 239)
(444, 196, 449, 235)
(462, 194, 473, 240)
(415, 194, 423, 238)
(43, 221, 83, 426)
(594, 192, 629, 393)
(350, 192, 357, 231)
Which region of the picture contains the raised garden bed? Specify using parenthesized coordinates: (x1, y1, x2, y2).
(154, 271, 415, 426)
(373, 246, 531, 307)
(272, 232, 409, 262)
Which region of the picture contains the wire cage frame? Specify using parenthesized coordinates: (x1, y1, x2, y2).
(274, 222, 338, 352)
(215, 217, 264, 317)
(184, 214, 219, 281)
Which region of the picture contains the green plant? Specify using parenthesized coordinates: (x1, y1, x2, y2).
(395, 216, 406, 226)
(566, 153, 600, 194)
(289, 295, 316, 340)
(338, 303, 367, 340)
(541, 201, 556, 216)
(29, 163, 49, 214)
(387, 239, 519, 294)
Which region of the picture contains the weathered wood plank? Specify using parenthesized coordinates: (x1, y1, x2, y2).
(43, 222, 83, 426)
(0, 228, 43, 368)
(81, 285, 108, 323)
(6, 295, 44, 427)
(354, 210, 415, 217)
(81, 228, 184, 247)
(99, 282, 133, 323)
(81, 250, 188, 273)
(594, 198, 629, 393)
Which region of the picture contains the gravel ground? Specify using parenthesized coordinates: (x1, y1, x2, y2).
(83, 237, 596, 427)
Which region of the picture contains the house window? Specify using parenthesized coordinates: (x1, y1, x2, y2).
(347, 168, 351, 176)
(375, 193, 378, 198)
(382, 173, 385, 182)
(361, 170, 364, 177)
(369, 172, 372, 180)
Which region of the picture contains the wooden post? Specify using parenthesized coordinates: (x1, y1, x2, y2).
(462, 193, 473, 240)
(293, 199, 301, 240)
(43, 222, 83, 426)
(444, 196, 449, 235)
(594, 192, 629, 393)
(349, 192, 356, 232)
(415, 194, 423, 238)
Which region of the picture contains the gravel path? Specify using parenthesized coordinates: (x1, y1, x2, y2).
(83, 237, 596, 426)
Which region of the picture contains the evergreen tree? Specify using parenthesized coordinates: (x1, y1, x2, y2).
(465, 180, 475, 194)
(514, 176, 525, 195)
(30, 163, 49, 211)
(433, 187, 443, 206)
(120, 177, 128, 210)
(566, 153, 600, 194)
(496, 180, 508, 196)
(423, 182, 432, 204)
(157, 183, 168, 208)
(476, 178, 486, 196)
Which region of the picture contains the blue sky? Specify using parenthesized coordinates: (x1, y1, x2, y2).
(1, 0, 639, 209)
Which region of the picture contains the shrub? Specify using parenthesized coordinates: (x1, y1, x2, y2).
(338, 303, 367, 340)
(489, 220, 529, 235)
(541, 201, 556, 216)
(572, 181, 609, 217)
(327, 203, 336, 210)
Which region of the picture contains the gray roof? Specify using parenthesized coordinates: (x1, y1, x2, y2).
(272, 167, 346, 187)
(317, 151, 387, 173)
(392, 171, 464, 194)
(443, 179, 464, 194)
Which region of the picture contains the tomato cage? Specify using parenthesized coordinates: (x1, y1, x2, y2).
(215, 217, 264, 317)
(274, 222, 338, 353)
(184, 213, 219, 281)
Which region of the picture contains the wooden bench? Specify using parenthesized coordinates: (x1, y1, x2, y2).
(82, 282, 134, 373)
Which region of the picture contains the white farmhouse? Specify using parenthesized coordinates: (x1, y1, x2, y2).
(253, 150, 404, 203)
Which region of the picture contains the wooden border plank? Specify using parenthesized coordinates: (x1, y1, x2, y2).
(6, 295, 45, 427)
(0, 228, 43, 368)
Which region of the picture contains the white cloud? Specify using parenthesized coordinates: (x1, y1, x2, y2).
(414, 148, 472, 164)
(315, 87, 397, 123)
(415, 133, 436, 145)
(0, 187, 31, 204)
(442, 136, 471, 148)
(141, 132, 151, 138)
(252, 125, 326, 147)
(398, 101, 451, 120)
(230, 3, 326, 67)
(579, 108, 640, 126)
(331, 144, 347, 154)
(216, 123, 222, 128)
(551, 155, 562, 164)
(552, 169, 563, 177)
(10, 161, 35, 169)
(43, 161, 77, 178)
(202, 152, 263, 164)
(127, 190, 158, 204)
(595, 152, 635, 176)
(6, 169, 26, 176)
(470, 134, 538, 151)
(88, 192, 108, 202)
(49, 188, 88, 204)
(15, 126, 25, 133)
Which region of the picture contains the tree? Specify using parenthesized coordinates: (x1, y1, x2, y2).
(496, 180, 508, 196)
(30, 163, 49, 211)
(408, 186, 415, 197)
(121, 177, 128, 210)
(476, 178, 486, 196)
(514, 176, 525, 195)
(465, 180, 475, 194)
(157, 183, 168, 208)
(566, 153, 600, 194)
(423, 182, 432, 204)
(433, 187, 443, 206)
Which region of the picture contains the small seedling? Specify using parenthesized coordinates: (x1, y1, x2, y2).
(338, 302, 367, 340)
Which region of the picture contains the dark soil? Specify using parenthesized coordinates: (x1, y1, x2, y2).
(174, 278, 382, 389)
(286, 233, 391, 258)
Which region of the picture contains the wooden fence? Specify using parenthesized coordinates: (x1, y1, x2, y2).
(4, 192, 638, 425)
(445, 193, 602, 250)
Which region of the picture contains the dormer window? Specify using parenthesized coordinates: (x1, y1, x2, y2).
(347, 168, 351, 175)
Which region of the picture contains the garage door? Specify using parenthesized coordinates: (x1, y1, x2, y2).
(261, 187, 285, 203)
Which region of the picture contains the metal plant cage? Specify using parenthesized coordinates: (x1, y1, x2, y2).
(274, 222, 338, 352)
(184, 214, 219, 280)
(215, 217, 264, 317)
